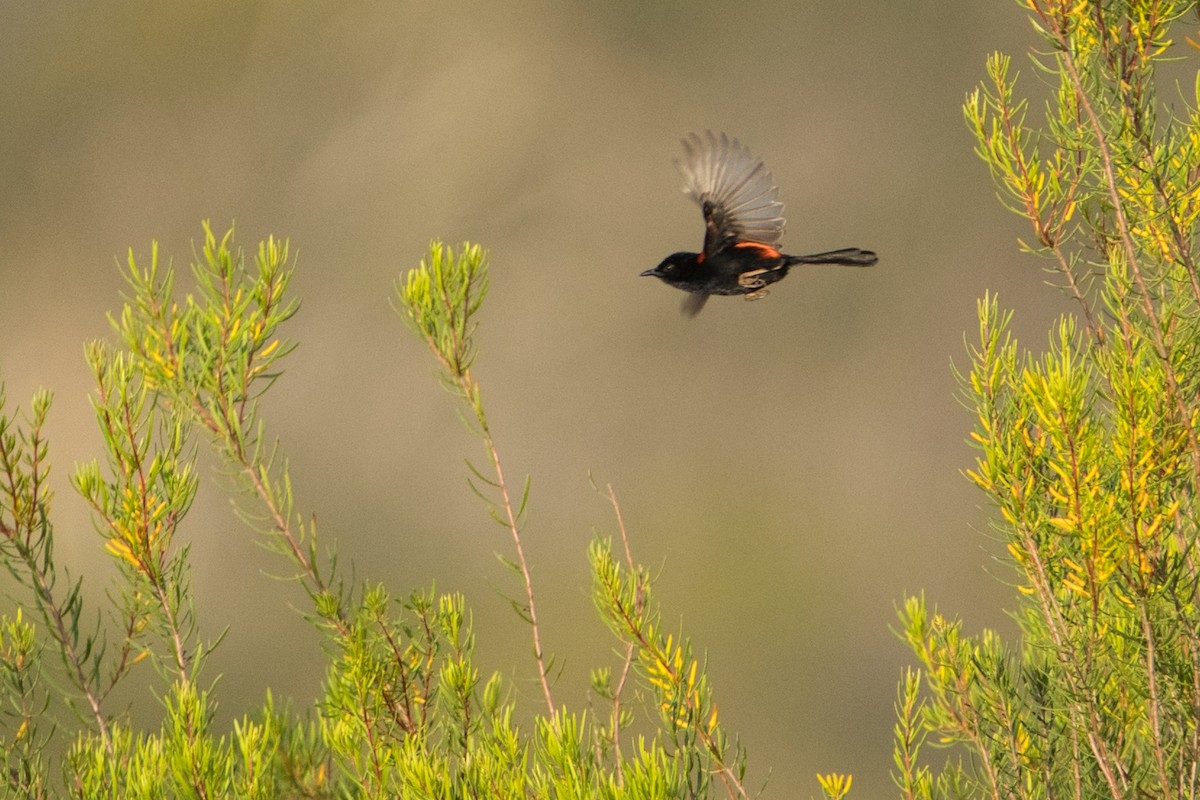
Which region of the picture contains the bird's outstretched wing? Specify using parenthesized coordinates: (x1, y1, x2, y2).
(676, 131, 786, 257)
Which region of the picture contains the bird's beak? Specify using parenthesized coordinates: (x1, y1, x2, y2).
(639, 268, 657, 277)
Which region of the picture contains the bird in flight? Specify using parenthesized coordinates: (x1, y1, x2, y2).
(641, 131, 878, 317)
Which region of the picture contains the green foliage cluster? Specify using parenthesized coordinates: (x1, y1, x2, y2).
(893, 1, 1200, 798)
(0, 227, 755, 798)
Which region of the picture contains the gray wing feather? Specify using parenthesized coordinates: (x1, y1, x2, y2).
(680, 292, 709, 318)
(676, 131, 786, 251)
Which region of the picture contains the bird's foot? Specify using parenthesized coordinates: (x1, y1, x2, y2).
(744, 288, 770, 301)
(738, 269, 769, 290)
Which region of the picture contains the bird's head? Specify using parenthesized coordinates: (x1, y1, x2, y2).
(640, 252, 696, 284)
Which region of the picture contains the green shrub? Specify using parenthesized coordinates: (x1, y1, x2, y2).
(0, 227, 752, 798)
(895, 1, 1200, 798)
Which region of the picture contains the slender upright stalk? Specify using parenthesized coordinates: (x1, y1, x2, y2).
(397, 242, 556, 717)
(469, 376, 555, 717)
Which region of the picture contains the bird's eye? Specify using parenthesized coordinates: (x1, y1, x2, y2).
(661, 262, 675, 273)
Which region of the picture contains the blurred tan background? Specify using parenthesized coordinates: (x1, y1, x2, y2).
(1, 2, 1082, 794)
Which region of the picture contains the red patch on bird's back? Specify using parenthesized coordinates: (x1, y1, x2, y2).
(733, 242, 782, 259)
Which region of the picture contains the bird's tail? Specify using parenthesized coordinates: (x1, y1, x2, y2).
(786, 248, 878, 267)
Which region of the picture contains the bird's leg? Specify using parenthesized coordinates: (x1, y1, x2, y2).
(737, 269, 769, 290)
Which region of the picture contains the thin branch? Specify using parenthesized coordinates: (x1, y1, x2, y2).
(1, 407, 113, 753)
(603, 484, 638, 785)
(466, 375, 555, 719)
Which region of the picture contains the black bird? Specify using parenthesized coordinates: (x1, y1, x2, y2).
(641, 131, 878, 317)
